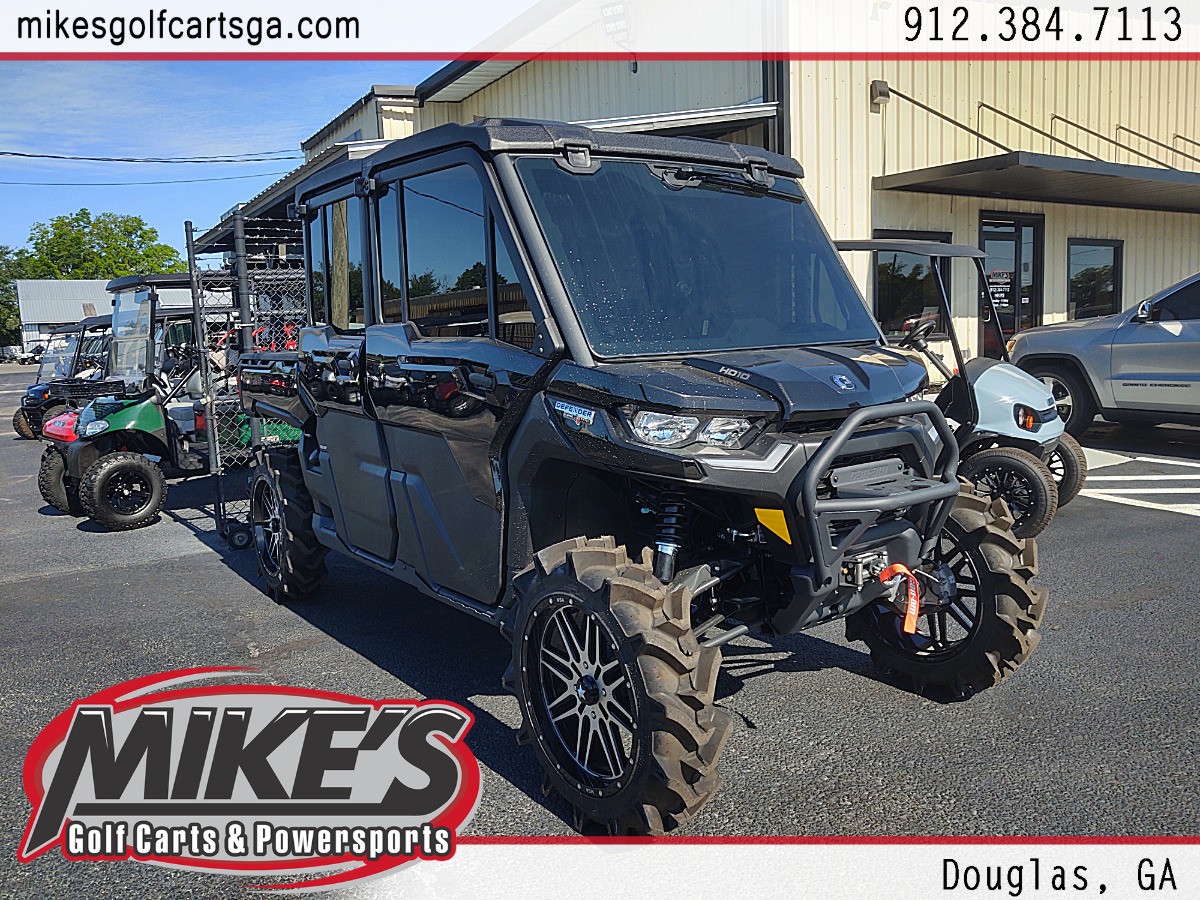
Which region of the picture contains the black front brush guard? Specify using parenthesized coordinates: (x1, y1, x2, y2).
(798, 399, 961, 591)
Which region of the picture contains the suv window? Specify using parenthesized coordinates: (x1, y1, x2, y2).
(1157, 281, 1200, 321)
(402, 165, 489, 339)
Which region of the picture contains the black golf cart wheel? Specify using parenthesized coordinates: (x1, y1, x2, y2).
(504, 536, 732, 835)
(37, 446, 85, 516)
(12, 408, 34, 440)
(249, 448, 327, 602)
(1028, 365, 1096, 436)
(848, 490, 1045, 697)
(959, 447, 1058, 539)
(79, 452, 166, 530)
(1046, 433, 1088, 507)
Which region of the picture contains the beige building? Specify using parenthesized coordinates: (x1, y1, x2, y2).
(405, 58, 1200, 358)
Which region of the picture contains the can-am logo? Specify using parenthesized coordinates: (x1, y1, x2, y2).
(18, 668, 480, 891)
(829, 374, 856, 392)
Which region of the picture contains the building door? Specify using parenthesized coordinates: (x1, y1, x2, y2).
(979, 213, 1044, 357)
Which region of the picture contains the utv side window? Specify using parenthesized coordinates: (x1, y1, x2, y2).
(327, 197, 367, 331)
(402, 165, 489, 339)
(377, 183, 404, 323)
(495, 225, 535, 350)
(306, 208, 328, 326)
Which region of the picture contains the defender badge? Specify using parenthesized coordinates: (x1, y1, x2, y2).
(553, 400, 596, 429)
(830, 374, 855, 392)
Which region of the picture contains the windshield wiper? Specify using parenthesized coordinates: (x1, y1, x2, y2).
(649, 163, 796, 199)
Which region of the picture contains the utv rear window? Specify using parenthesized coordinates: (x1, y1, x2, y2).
(516, 157, 880, 357)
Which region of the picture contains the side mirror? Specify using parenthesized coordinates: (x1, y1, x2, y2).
(1133, 299, 1155, 322)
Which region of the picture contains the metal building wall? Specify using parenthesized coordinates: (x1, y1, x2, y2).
(416, 59, 762, 130)
(787, 59, 1200, 354)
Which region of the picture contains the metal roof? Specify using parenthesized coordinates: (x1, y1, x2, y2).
(15, 279, 111, 324)
(874, 151, 1200, 215)
(300, 84, 417, 151)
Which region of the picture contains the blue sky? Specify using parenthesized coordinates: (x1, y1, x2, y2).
(0, 61, 444, 256)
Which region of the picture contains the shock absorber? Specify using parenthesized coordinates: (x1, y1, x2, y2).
(653, 490, 689, 583)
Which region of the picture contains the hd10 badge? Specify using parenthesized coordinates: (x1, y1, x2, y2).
(18, 667, 481, 890)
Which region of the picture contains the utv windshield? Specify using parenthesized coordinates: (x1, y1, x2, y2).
(108, 289, 154, 381)
(516, 157, 881, 357)
(36, 332, 80, 381)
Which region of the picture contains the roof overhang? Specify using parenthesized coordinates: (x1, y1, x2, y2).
(875, 151, 1200, 215)
(193, 139, 393, 255)
(573, 102, 777, 135)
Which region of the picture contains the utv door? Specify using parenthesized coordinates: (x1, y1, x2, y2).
(366, 161, 547, 605)
(1111, 278, 1200, 415)
(301, 193, 397, 563)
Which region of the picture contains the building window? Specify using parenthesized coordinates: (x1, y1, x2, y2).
(871, 229, 949, 338)
(1067, 239, 1122, 320)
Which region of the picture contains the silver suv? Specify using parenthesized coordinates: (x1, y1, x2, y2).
(1009, 272, 1200, 435)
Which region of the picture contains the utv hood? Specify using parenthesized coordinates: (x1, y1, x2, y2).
(593, 344, 927, 420)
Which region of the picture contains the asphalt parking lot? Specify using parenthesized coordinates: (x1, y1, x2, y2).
(1, 362, 1198, 897)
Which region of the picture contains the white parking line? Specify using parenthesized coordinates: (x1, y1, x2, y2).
(1077, 491, 1200, 518)
(1132, 455, 1200, 469)
(1083, 487, 1200, 494)
(1087, 474, 1200, 481)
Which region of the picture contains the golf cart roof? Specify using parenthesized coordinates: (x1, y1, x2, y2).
(49, 314, 111, 335)
(106, 273, 193, 293)
(835, 239, 986, 259)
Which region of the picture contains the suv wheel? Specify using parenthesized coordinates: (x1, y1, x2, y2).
(847, 490, 1045, 697)
(1029, 366, 1096, 436)
(959, 447, 1058, 539)
(1046, 433, 1087, 507)
(79, 452, 167, 530)
(12, 408, 34, 440)
(250, 448, 328, 602)
(37, 446, 85, 516)
(505, 537, 731, 835)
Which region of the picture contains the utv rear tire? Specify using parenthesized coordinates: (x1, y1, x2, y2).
(959, 447, 1057, 539)
(250, 449, 328, 602)
(38, 446, 85, 516)
(847, 490, 1045, 697)
(1047, 433, 1087, 507)
(79, 452, 166, 530)
(505, 537, 731, 835)
(12, 408, 34, 440)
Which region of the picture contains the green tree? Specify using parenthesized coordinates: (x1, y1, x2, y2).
(0, 245, 31, 345)
(452, 261, 507, 292)
(408, 269, 443, 298)
(21, 209, 184, 280)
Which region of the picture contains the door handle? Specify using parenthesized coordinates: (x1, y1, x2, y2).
(468, 371, 497, 392)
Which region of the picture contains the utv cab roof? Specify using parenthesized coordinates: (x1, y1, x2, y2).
(295, 119, 805, 204)
(835, 239, 986, 259)
(106, 273, 196, 293)
(50, 314, 112, 335)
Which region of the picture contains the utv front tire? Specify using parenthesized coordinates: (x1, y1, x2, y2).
(250, 448, 327, 602)
(37, 446, 85, 516)
(79, 452, 166, 530)
(847, 491, 1045, 697)
(505, 537, 732, 835)
(959, 447, 1057, 539)
(12, 408, 34, 440)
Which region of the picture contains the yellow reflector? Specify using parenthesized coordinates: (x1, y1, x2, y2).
(754, 508, 791, 545)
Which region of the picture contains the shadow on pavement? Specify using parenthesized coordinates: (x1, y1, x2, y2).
(1082, 421, 1200, 461)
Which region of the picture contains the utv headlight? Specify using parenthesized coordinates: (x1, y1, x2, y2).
(630, 411, 700, 447)
(698, 417, 754, 447)
(82, 419, 110, 437)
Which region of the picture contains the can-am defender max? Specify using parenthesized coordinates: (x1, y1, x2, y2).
(39, 276, 213, 529)
(12, 316, 110, 440)
(837, 240, 1086, 537)
(241, 121, 1046, 836)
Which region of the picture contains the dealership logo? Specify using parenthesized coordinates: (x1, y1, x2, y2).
(829, 374, 856, 392)
(18, 668, 480, 891)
